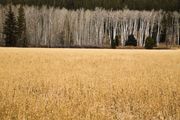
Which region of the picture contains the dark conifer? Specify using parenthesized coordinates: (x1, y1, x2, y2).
(3, 5, 18, 47)
(17, 5, 27, 47)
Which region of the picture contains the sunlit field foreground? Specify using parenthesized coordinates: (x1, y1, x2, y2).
(0, 48, 180, 120)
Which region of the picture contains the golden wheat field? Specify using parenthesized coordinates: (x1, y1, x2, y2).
(0, 48, 180, 120)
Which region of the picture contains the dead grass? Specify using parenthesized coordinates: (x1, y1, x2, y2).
(0, 48, 180, 120)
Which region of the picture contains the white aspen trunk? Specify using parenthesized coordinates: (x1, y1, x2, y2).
(139, 19, 144, 47)
(150, 11, 156, 37)
(174, 12, 180, 45)
(156, 11, 162, 46)
(177, 18, 180, 45)
(0, 5, 5, 45)
(120, 21, 124, 46)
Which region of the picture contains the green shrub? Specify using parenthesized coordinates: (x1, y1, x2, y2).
(145, 37, 156, 49)
(125, 34, 137, 46)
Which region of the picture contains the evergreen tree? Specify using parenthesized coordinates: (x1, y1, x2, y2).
(125, 34, 137, 46)
(3, 5, 18, 47)
(17, 5, 27, 47)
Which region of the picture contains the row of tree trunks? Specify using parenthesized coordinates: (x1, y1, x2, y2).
(0, 5, 179, 47)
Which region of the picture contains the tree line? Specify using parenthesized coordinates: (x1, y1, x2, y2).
(0, 0, 179, 11)
(0, 5, 179, 48)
